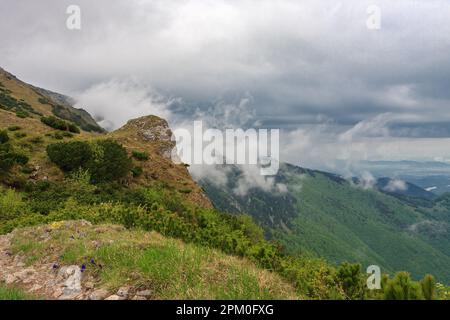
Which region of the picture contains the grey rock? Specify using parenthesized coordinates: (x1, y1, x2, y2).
(53, 288, 64, 298)
(13, 268, 35, 281)
(89, 289, 110, 300)
(136, 289, 152, 297)
(58, 265, 82, 299)
(105, 294, 125, 300)
(5, 274, 17, 285)
(116, 286, 130, 298)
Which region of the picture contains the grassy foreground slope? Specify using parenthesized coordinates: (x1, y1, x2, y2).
(2, 221, 297, 300)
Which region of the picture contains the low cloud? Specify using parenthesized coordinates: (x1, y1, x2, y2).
(232, 165, 287, 196)
(74, 79, 172, 131)
(190, 163, 288, 197)
(384, 179, 408, 192)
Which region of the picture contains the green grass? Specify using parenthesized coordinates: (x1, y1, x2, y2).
(0, 285, 30, 300)
(10, 222, 298, 300)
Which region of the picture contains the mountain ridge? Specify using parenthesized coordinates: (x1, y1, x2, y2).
(0, 67, 103, 133)
(198, 162, 450, 282)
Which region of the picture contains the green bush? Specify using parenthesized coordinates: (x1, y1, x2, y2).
(7, 126, 21, 132)
(89, 139, 132, 183)
(68, 123, 80, 134)
(0, 143, 13, 172)
(20, 166, 34, 174)
(38, 97, 50, 105)
(29, 136, 43, 144)
(0, 157, 14, 173)
(11, 153, 29, 165)
(53, 132, 64, 140)
(14, 132, 26, 139)
(0, 130, 9, 144)
(421, 274, 436, 300)
(47, 141, 93, 172)
(47, 139, 132, 183)
(0, 188, 30, 221)
(383, 272, 423, 300)
(132, 150, 149, 161)
(0, 140, 28, 173)
(131, 166, 143, 177)
(15, 110, 29, 118)
(41, 116, 68, 130)
(335, 262, 365, 300)
(40, 116, 80, 134)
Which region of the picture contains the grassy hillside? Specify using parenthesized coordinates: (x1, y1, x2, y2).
(3, 221, 297, 300)
(0, 67, 103, 133)
(199, 164, 450, 283)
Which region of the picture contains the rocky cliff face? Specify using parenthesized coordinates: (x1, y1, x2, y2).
(114, 115, 175, 159)
(110, 115, 212, 209)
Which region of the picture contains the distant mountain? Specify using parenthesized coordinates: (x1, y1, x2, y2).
(373, 177, 437, 208)
(198, 163, 450, 282)
(375, 177, 435, 200)
(342, 160, 450, 195)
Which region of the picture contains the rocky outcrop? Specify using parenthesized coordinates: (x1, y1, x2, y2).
(110, 115, 212, 209)
(116, 115, 175, 159)
(0, 228, 154, 300)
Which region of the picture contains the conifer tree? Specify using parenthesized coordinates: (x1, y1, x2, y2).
(421, 274, 436, 300)
(383, 272, 423, 300)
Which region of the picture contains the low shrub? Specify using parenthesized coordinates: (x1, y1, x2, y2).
(68, 123, 80, 134)
(38, 97, 50, 105)
(20, 166, 34, 174)
(41, 116, 68, 130)
(40, 116, 80, 134)
(0, 131, 9, 144)
(335, 262, 365, 300)
(0, 188, 31, 221)
(29, 136, 43, 144)
(132, 151, 149, 161)
(11, 153, 29, 165)
(383, 272, 424, 300)
(15, 110, 29, 118)
(89, 139, 132, 183)
(47, 139, 132, 183)
(53, 132, 64, 140)
(131, 166, 143, 177)
(7, 126, 21, 131)
(14, 132, 26, 139)
(0, 140, 28, 173)
(47, 141, 93, 172)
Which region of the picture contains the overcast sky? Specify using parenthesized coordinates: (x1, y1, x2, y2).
(2, 0, 450, 170)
